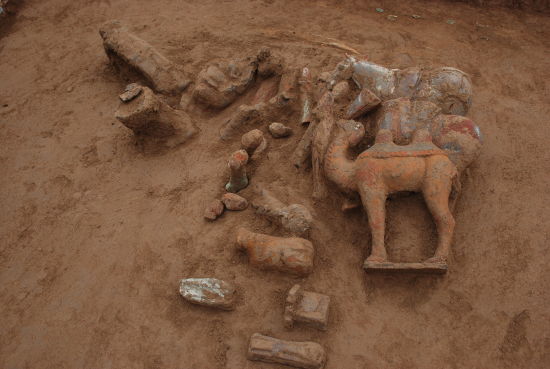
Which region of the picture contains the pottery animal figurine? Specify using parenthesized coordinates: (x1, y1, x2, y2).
(325, 121, 459, 265)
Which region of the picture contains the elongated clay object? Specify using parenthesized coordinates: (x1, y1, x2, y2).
(100, 20, 189, 94)
(248, 333, 326, 369)
(236, 228, 314, 276)
(226, 150, 249, 193)
(252, 188, 313, 236)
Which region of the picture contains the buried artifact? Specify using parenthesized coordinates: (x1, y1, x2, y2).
(284, 284, 330, 331)
(236, 228, 314, 276)
(100, 21, 189, 94)
(247, 333, 326, 369)
(115, 84, 198, 147)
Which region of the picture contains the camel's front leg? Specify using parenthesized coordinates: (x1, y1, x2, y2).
(359, 186, 388, 262)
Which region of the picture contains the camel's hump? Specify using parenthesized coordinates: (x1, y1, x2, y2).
(358, 141, 447, 159)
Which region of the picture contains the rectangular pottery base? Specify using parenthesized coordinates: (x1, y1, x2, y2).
(363, 261, 448, 274)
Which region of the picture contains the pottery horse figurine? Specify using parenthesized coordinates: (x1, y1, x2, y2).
(325, 120, 463, 273)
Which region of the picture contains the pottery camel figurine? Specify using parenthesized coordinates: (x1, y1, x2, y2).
(325, 120, 460, 265)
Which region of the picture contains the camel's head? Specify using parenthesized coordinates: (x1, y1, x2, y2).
(337, 119, 365, 148)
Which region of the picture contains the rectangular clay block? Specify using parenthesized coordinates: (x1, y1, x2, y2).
(363, 261, 448, 274)
(294, 291, 330, 330)
(248, 333, 326, 369)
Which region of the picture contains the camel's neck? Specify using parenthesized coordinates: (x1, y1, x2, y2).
(324, 131, 357, 194)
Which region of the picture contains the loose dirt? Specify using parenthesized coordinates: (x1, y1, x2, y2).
(1, 1, 549, 368)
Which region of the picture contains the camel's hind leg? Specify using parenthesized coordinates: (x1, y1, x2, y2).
(422, 157, 457, 263)
(359, 187, 388, 262)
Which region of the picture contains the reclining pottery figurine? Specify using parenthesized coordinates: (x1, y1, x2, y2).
(338, 55, 473, 116)
(236, 228, 314, 276)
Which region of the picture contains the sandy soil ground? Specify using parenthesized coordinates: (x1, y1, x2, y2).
(1, 0, 549, 368)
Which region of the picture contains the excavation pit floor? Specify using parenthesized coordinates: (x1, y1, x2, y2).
(1, 1, 549, 368)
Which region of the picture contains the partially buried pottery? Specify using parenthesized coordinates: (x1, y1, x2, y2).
(179, 278, 236, 310)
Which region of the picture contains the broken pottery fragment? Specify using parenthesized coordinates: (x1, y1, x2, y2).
(219, 92, 292, 140)
(291, 120, 317, 169)
(345, 87, 381, 119)
(252, 188, 313, 236)
(312, 91, 336, 200)
(179, 278, 236, 310)
(219, 73, 293, 141)
(268, 122, 293, 138)
(221, 193, 248, 211)
(220, 103, 265, 140)
(257, 47, 285, 77)
(332, 80, 350, 102)
(226, 150, 249, 193)
(325, 57, 354, 89)
(284, 284, 330, 331)
(247, 333, 326, 369)
(241, 129, 268, 158)
(193, 54, 258, 109)
(299, 67, 313, 124)
(119, 83, 142, 102)
(99, 21, 189, 94)
(236, 228, 314, 276)
(204, 199, 224, 221)
(115, 85, 198, 146)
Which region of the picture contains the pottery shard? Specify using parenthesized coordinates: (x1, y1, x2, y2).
(204, 199, 224, 220)
(179, 278, 236, 310)
(346, 87, 381, 119)
(284, 284, 330, 331)
(248, 333, 326, 369)
(119, 83, 142, 102)
(221, 193, 248, 211)
(269, 122, 293, 138)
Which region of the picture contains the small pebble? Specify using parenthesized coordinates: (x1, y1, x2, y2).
(446, 19, 456, 25)
(375, 8, 384, 13)
(204, 199, 224, 220)
(222, 193, 248, 211)
(269, 122, 293, 138)
(66, 86, 73, 92)
(387, 14, 398, 21)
